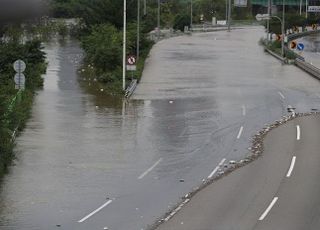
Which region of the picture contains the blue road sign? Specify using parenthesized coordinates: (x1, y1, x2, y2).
(297, 43, 304, 51)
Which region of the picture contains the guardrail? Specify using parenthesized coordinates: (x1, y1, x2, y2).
(287, 29, 320, 42)
(295, 58, 320, 80)
(125, 79, 138, 98)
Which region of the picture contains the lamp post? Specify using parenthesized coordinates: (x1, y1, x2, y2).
(123, 0, 126, 91)
(272, 15, 285, 57)
(256, 14, 284, 58)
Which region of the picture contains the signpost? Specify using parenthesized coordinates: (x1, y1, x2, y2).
(290, 41, 297, 49)
(126, 55, 137, 71)
(13, 59, 26, 90)
(256, 14, 284, 58)
(255, 14, 270, 21)
(308, 6, 320, 12)
(234, 0, 247, 7)
(297, 43, 304, 51)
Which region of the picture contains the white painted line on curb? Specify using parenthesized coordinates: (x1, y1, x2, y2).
(288, 105, 296, 116)
(164, 199, 190, 222)
(237, 126, 244, 139)
(278, 92, 285, 99)
(259, 197, 278, 221)
(78, 200, 113, 223)
(208, 158, 226, 179)
(242, 105, 246, 116)
(286, 156, 296, 178)
(138, 158, 163, 179)
(296, 125, 301, 140)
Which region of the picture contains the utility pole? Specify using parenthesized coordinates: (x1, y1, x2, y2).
(267, 0, 271, 40)
(228, 0, 231, 31)
(226, 0, 228, 21)
(157, 0, 160, 40)
(305, 0, 308, 18)
(190, 0, 193, 30)
(123, 0, 127, 91)
(299, 0, 302, 15)
(144, 0, 147, 15)
(137, 0, 140, 60)
(282, 0, 285, 58)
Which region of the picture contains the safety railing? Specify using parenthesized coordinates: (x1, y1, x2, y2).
(125, 79, 138, 98)
(295, 58, 320, 80)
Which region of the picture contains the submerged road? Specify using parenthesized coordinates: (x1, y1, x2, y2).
(157, 115, 320, 230)
(1, 27, 320, 230)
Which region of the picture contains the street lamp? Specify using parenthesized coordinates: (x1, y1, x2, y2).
(272, 15, 285, 58)
(256, 14, 284, 58)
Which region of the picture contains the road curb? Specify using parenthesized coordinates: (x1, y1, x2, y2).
(147, 111, 320, 230)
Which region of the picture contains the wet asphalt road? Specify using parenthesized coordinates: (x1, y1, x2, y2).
(1, 28, 320, 230)
(297, 34, 320, 67)
(156, 115, 320, 230)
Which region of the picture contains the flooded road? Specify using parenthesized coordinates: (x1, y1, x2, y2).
(1, 28, 320, 230)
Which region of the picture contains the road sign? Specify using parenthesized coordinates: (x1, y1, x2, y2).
(13, 59, 26, 73)
(126, 55, 137, 71)
(234, 0, 247, 7)
(297, 43, 304, 51)
(290, 41, 297, 49)
(14, 73, 26, 85)
(127, 55, 136, 65)
(255, 14, 270, 21)
(308, 6, 320, 12)
(312, 24, 318, 30)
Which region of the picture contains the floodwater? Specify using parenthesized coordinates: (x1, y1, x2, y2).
(1, 29, 320, 230)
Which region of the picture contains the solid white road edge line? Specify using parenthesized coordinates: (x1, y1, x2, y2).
(259, 197, 278, 221)
(242, 105, 246, 116)
(237, 126, 244, 139)
(278, 92, 285, 99)
(296, 125, 300, 140)
(138, 158, 163, 179)
(286, 156, 296, 178)
(208, 158, 226, 179)
(78, 200, 113, 223)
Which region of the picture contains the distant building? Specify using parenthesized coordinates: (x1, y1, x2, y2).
(251, 0, 312, 15)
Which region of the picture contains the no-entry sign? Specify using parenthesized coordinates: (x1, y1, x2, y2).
(126, 55, 137, 71)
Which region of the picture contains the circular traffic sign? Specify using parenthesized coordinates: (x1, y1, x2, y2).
(13, 59, 26, 73)
(297, 43, 304, 51)
(127, 56, 136, 65)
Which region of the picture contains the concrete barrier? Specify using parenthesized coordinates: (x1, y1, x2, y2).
(264, 48, 286, 62)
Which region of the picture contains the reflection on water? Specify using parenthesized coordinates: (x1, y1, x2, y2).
(0, 37, 145, 229)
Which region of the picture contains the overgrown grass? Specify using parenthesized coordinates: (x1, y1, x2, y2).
(0, 40, 46, 177)
(260, 38, 298, 60)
